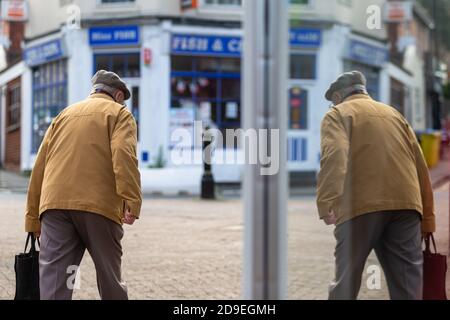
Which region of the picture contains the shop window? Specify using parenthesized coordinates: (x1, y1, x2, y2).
(94, 53, 140, 78)
(343, 60, 380, 101)
(203, 0, 242, 6)
(390, 77, 406, 115)
(220, 58, 240, 73)
(289, 87, 308, 130)
(197, 58, 220, 73)
(290, 54, 316, 80)
(131, 86, 140, 139)
(172, 56, 194, 72)
(171, 56, 241, 136)
(7, 83, 21, 130)
(32, 59, 68, 153)
(222, 78, 240, 100)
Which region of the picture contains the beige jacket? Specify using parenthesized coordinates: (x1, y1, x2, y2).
(317, 94, 435, 233)
(25, 93, 142, 232)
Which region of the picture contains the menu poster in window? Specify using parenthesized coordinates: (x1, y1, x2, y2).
(225, 102, 238, 119)
(169, 107, 195, 148)
(289, 87, 308, 130)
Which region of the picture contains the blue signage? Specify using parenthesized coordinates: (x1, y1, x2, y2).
(172, 29, 322, 57)
(89, 25, 140, 46)
(289, 28, 321, 47)
(347, 39, 388, 67)
(171, 34, 242, 57)
(24, 39, 66, 67)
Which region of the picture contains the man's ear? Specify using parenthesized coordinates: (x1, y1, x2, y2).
(331, 92, 341, 104)
(114, 90, 124, 102)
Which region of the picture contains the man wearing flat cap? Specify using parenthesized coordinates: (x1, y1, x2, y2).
(25, 70, 142, 300)
(317, 70, 435, 300)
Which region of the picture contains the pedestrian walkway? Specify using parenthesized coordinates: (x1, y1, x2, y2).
(429, 151, 450, 298)
(430, 153, 450, 188)
(0, 170, 29, 193)
(0, 158, 448, 300)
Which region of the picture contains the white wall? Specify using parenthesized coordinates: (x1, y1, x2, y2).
(20, 67, 32, 171)
(25, 0, 67, 39)
(403, 46, 427, 130)
(139, 22, 171, 168)
(65, 28, 92, 104)
(290, 0, 387, 41)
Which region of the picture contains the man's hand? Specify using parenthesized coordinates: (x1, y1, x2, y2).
(323, 210, 337, 225)
(34, 232, 40, 239)
(422, 232, 432, 239)
(123, 209, 136, 225)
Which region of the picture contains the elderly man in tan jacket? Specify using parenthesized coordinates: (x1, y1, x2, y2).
(317, 70, 435, 300)
(25, 70, 142, 300)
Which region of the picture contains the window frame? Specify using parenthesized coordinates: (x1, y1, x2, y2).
(6, 82, 21, 132)
(289, 52, 317, 80)
(170, 55, 241, 133)
(93, 51, 141, 78)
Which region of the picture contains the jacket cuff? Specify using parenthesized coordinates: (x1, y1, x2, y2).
(421, 217, 436, 233)
(317, 203, 331, 219)
(126, 201, 142, 219)
(25, 216, 41, 233)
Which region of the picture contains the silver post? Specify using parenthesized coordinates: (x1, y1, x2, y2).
(243, 0, 289, 300)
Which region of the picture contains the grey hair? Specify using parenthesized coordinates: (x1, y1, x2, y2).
(337, 84, 368, 98)
(91, 83, 118, 97)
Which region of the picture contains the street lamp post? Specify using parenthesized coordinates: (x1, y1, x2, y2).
(201, 127, 215, 199)
(243, 0, 289, 300)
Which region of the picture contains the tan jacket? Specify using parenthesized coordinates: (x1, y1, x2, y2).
(25, 93, 142, 232)
(317, 94, 435, 233)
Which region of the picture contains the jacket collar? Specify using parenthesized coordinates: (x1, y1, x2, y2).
(89, 92, 115, 102)
(343, 93, 372, 103)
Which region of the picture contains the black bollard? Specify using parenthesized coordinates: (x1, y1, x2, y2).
(201, 127, 215, 199)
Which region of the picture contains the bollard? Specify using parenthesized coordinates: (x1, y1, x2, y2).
(201, 127, 215, 199)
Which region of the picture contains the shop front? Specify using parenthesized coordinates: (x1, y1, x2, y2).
(168, 28, 324, 177)
(23, 37, 68, 155)
(288, 27, 321, 172)
(169, 32, 242, 172)
(89, 24, 142, 149)
(343, 37, 388, 101)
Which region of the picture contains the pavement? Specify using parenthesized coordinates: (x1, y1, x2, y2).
(0, 161, 449, 300)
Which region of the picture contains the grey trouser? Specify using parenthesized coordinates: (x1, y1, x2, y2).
(329, 210, 423, 300)
(39, 209, 128, 300)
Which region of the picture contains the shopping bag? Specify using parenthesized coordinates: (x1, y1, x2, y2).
(423, 233, 447, 300)
(14, 233, 40, 300)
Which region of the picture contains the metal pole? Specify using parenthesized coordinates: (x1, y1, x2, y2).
(243, 0, 288, 299)
(201, 126, 215, 199)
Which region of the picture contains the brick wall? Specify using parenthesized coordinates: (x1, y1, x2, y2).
(4, 78, 21, 171)
(5, 21, 24, 65)
(4, 127, 20, 171)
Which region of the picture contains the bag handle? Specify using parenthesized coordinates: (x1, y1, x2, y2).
(423, 233, 437, 254)
(24, 232, 40, 253)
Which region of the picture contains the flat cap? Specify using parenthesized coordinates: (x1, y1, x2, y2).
(325, 70, 367, 101)
(91, 70, 131, 100)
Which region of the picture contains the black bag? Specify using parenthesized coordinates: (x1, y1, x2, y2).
(14, 233, 40, 300)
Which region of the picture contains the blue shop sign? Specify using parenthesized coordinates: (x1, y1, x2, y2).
(347, 39, 388, 67)
(24, 39, 66, 67)
(89, 25, 140, 46)
(289, 28, 321, 47)
(171, 34, 242, 57)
